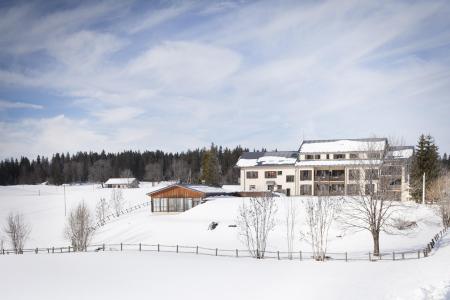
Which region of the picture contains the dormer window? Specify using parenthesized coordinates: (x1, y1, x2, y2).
(334, 154, 345, 159)
(315, 154, 321, 159)
(306, 154, 314, 160)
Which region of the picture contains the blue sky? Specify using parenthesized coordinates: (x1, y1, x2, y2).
(0, 0, 449, 159)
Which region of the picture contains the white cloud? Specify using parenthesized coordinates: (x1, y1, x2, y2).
(0, 100, 43, 110)
(92, 107, 143, 124)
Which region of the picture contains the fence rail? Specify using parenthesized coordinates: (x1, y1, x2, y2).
(1, 224, 448, 262)
(92, 201, 152, 230)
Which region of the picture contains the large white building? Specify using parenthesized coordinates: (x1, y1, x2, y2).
(236, 138, 414, 201)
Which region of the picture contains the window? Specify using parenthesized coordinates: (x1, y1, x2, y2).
(326, 154, 330, 159)
(350, 153, 359, 159)
(347, 184, 360, 195)
(300, 170, 312, 180)
(365, 184, 375, 194)
(334, 154, 345, 159)
(330, 184, 345, 195)
(277, 185, 282, 191)
(365, 169, 379, 180)
(381, 166, 402, 176)
(265, 171, 277, 178)
(277, 171, 283, 175)
(300, 184, 312, 195)
(306, 154, 314, 160)
(389, 178, 402, 186)
(286, 175, 294, 182)
(249, 185, 256, 191)
(246, 171, 258, 179)
(348, 169, 360, 180)
(367, 152, 381, 159)
(315, 154, 321, 159)
(330, 170, 345, 179)
(267, 185, 274, 191)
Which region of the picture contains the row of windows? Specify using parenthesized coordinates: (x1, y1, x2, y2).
(247, 168, 400, 181)
(246, 171, 294, 181)
(304, 153, 381, 160)
(299, 183, 377, 195)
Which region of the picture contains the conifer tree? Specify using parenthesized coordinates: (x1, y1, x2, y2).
(201, 144, 222, 186)
(411, 134, 440, 201)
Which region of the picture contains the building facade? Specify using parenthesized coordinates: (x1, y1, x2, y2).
(236, 138, 414, 201)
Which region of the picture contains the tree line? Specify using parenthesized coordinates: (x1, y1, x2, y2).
(0, 144, 248, 186)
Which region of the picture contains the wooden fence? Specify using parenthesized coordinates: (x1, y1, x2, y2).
(1, 224, 448, 262)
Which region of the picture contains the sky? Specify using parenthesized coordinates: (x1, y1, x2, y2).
(0, 0, 449, 159)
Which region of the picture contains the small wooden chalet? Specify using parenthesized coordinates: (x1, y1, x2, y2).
(147, 184, 231, 213)
(104, 178, 139, 188)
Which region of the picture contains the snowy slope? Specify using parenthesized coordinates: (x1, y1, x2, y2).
(1, 234, 449, 300)
(0, 184, 441, 253)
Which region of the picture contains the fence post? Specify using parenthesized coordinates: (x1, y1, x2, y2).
(402, 253, 405, 260)
(300, 251, 302, 261)
(368, 252, 371, 261)
(215, 248, 218, 256)
(277, 251, 280, 260)
(120, 243, 123, 251)
(103, 244, 105, 251)
(157, 244, 160, 252)
(60, 247, 62, 253)
(393, 251, 395, 261)
(236, 249, 238, 257)
(52, 247, 54, 254)
(35, 248, 38, 254)
(417, 250, 420, 259)
(139, 243, 141, 252)
(68, 246, 71, 253)
(176, 245, 178, 253)
(196, 246, 198, 254)
(345, 252, 347, 262)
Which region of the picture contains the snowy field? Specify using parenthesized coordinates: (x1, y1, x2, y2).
(0, 183, 449, 299)
(1, 236, 449, 300)
(0, 183, 442, 253)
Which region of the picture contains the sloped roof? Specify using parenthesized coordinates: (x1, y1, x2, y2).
(236, 151, 298, 167)
(104, 178, 137, 185)
(299, 138, 387, 153)
(386, 146, 414, 159)
(147, 184, 230, 196)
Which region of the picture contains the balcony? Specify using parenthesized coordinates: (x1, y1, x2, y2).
(314, 175, 345, 182)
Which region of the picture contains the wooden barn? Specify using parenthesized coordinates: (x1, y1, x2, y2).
(147, 184, 231, 213)
(104, 178, 139, 188)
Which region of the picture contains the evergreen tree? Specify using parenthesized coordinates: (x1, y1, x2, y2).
(201, 144, 222, 186)
(410, 134, 440, 201)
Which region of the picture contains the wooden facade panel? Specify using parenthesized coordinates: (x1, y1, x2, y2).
(150, 186, 205, 199)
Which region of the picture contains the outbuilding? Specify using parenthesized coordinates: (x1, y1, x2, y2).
(104, 178, 139, 188)
(147, 184, 231, 213)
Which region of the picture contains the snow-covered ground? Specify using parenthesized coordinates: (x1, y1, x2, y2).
(0, 183, 443, 253)
(0, 184, 449, 299)
(1, 235, 449, 300)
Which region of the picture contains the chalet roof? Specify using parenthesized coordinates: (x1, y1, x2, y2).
(236, 151, 298, 167)
(147, 184, 230, 197)
(299, 138, 387, 153)
(104, 178, 138, 185)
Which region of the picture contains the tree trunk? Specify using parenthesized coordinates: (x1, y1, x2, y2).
(372, 231, 380, 256)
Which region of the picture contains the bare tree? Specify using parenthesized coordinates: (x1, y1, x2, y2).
(109, 188, 124, 217)
(284, 197, 297, 259)
(95, 197, 109, 225)
(64, 202, 95, 251)
(428, 171, 450, 227)
(88, 159, 112, 187)
(303, 195, 340, 261)
(3, 213, 31, 253)
(144, 162, 163, 182)
(119, 169, 134, 178)
(237, 195, 277, 259)
(339, 139, 402, 256)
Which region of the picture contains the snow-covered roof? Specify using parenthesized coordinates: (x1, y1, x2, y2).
(147, 184, 231, 196)
(184, 185, 228, 194)
(104, 178, 137, 185)
(236, 151, 298, 167)
(295, 159, 383, 167)
(387, 146, 414, 159)
(299, 138, 387, 153)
